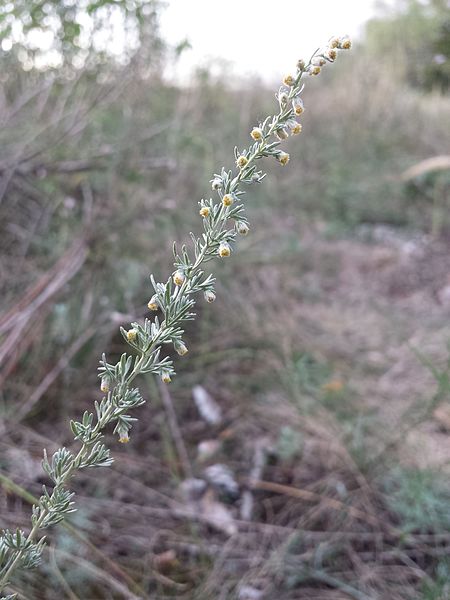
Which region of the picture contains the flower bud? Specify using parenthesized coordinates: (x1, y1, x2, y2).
(329, 36, 340, 49)
(173, 270, 185, 286)
(174, 340, 188, 356)
(292, 97, 304, 116)
(297, 59, 306, 71)
(126, 328, 138, 342)
(116, 421, 130, 444)
(147, 295, 158, 311)
(283, 74, 295, 86)
(275, 127, 289, 140)
(308, 65, 321, 76)
(312, 56, 326, 67)
(278, 92, 289, 107)
(218, 241, 231, 257)
(324, 48, 337, 61)
(161, 370, 172, 383)
(290, 122, 302, 135)
(236, 221, 249, 236)
(204, 290, 216, 303)
(199, 206, 210, 218)
(250, 127, 263, 141)
(277, 151, 290, 166)
(100, 375, 110, 393)
(339, 35, 351, 50)
(222, 193, 234, 207)
(211, 178, 222, 190)
(236, 155, 249, 169)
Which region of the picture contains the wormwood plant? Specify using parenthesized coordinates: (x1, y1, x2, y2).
(0, 36, 351, 597)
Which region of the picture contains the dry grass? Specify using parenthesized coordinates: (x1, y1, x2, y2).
(1, 46, 450, 600)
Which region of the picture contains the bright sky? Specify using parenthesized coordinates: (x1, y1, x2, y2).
(160, 0, 383, 82)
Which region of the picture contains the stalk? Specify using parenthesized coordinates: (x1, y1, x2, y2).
(0, 36, 351, 596)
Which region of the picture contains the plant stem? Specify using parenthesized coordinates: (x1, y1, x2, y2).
(0, 42, 346, 594)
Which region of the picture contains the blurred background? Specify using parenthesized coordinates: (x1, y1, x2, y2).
(0, 1, 450, 598)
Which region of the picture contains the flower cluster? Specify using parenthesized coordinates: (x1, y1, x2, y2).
(0, 36, 351, 596)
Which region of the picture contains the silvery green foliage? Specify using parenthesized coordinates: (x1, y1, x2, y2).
(0, 37, 351, 594)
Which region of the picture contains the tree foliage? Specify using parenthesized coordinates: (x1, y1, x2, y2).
(365, 0, 450, 91)
(0, 0, 163, 68)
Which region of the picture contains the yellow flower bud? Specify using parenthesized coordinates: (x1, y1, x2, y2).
(283, 74, 295, 86)
(222, 194, 234, 207)
(292, 97, 304, 116)
(100, 375, 110, 393)
(199, 206, 210, 218)
(339, 36, 351, 50)
(308, 65, 321, 76)
(325, 48, 337, 61)
(147, 295, 158, 311)
(236, 155, 249, 169)
(218, 241, 231, 257)
(251, 127, 263, 141)
(204, 290, 216, 303)
(126, 328, 138, 342)
(297, 59, 306, 70)
(161, 371, 172, 383)
(173, 270, 185, 286)
(277, 151, 290, 166)
(329, 36, 340, 49)
(118, 433, 130, 444)
(174, 340, 188, 356)
(291, 122, 302, 135)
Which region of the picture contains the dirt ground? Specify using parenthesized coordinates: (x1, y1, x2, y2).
(286, 224, 450, 470)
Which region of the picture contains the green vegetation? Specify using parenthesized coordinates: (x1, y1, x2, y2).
(0, 0, 164, 68)
(0, 0, 449, 598)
